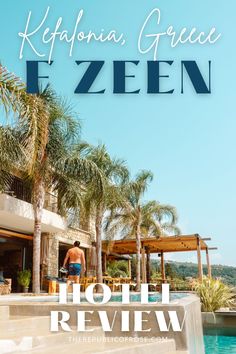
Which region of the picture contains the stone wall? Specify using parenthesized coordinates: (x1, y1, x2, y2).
(44, 226, 95, 277)
(55, 227, 92, 248)
(79, 210, 96, 242)
(41, 233, 59, 278)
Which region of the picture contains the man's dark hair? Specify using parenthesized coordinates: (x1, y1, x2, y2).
(74, 241, 80, 247)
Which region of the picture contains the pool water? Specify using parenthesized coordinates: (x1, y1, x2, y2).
(4, 292, 188, 303)
(81, 292, 187, 303)
(204, 328, 236, 354)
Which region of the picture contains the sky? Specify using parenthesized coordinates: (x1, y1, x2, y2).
(0, 0, 236, 266)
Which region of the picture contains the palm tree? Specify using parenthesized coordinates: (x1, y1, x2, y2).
(105, 170, 180, 291)
(81, 145, 129, 288)
(138, 200, 180, 237)
(0, 65, 49, 157)
(0, 67, 50, 293)
(0, 66, 103, 293)
(27, 88, 104, 293)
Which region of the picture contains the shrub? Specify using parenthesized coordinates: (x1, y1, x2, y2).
(107, 261, 129, 278)
(193, 277, 235, 312)
(17, 269, 31, 288)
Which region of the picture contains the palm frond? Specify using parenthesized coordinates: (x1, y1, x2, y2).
(0, 65, 25, 114)
(0, 126, 27, 190)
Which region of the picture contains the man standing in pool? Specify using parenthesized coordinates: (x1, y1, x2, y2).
(62, 241, 86, 284)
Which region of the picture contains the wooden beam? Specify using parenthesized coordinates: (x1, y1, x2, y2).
(0, 229, 33, 240)
(102, 252, 107, 273)
(197, 237, 203, 281)
(141, 248, 146, 283)
(128, 259, 131, 278)
(102, 235, 215, 255)
(22, 246, 26, 270)
(160, 251, 166, 283)
(146, 246, 151, 284)
(206, 248, 212, 278)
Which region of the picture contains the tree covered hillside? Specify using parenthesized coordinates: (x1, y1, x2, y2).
(151, 260, 236, 286)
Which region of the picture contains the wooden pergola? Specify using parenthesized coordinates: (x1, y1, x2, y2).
(102, 234, 217, 282)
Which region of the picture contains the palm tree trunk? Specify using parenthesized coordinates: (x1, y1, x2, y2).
(96, 208, 103, 292)
(32, 177, 45, 294)
(135, 224, 141, 292)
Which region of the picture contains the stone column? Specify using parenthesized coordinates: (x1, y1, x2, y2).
(46, 234, 59, 277)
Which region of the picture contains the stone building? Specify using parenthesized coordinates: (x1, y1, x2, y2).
(0, 176, 96, 291)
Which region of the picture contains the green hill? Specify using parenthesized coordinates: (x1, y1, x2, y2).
(151, 260, 236, 286)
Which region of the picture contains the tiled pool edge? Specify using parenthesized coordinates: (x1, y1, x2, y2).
(202, 310, 236, 328)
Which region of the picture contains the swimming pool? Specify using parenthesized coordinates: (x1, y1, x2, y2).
(204, 327, 236, 354)
(0, 291, 188, 302)
(84, 292, 188, 303)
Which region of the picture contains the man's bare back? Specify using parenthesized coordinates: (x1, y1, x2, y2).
(63, 241, 86, 273)
(67, 247, 84, 264)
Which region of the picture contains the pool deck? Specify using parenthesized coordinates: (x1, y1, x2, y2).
(0, 312, 180, 354)
(0, 292, 204, 354)
(0, 293, 63, 303)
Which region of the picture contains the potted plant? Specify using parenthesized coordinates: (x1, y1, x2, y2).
(17, 269, 31, 293)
